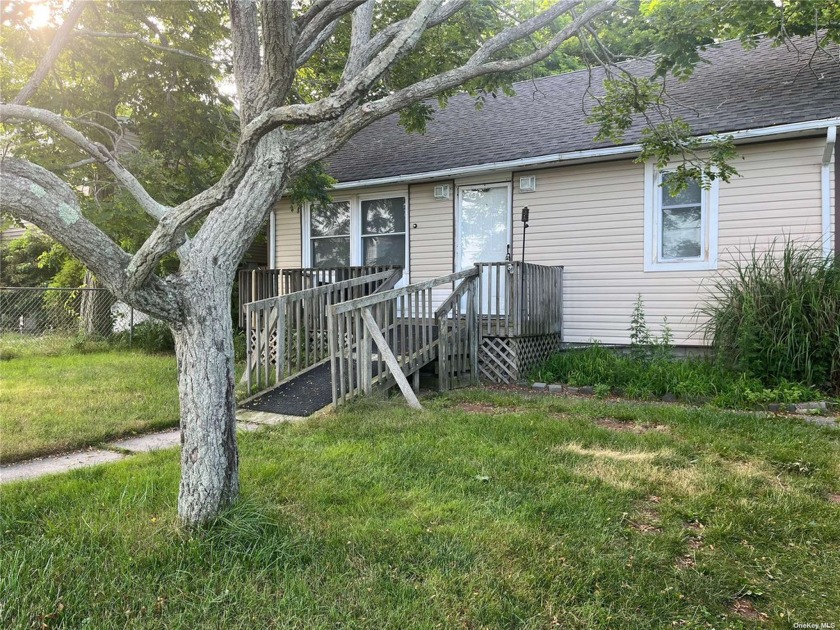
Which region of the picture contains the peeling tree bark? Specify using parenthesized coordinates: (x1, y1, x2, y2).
(173, 272, 240, 523)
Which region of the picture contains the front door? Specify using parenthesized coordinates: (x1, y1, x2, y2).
(456, 184, 511, 314)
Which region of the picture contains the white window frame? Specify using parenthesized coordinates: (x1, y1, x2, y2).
(301, 192, 409, 285)
(357, 192, 409, 275)
(302, 197, 353, 269)
(643, 162, 719, 272)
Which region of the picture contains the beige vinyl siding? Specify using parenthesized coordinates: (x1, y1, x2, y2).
(269, 137, 832, 344)
(513, 137, 829, 346)
(273, 198, 302, 270)
(409, 182, 454, 309)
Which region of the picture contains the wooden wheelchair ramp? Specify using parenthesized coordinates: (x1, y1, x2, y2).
(242, 268, 481, 414)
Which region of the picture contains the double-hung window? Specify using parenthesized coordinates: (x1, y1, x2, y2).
(644, 164, 719, 271)
(309, 201, 351, 267)
(304, 194, 408, 278)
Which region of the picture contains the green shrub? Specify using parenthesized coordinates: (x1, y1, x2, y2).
(533, 295, 822, 409)
(533, 344, 817, 409)
(117, 320, 175, 354)
(700, 241, 840, 395)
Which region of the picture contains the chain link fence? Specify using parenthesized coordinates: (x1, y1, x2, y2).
(0, 287, 148, 339)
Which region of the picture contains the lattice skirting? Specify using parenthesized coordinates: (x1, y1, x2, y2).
(249, 330, 278, 366)
(479, 333, 563, 384)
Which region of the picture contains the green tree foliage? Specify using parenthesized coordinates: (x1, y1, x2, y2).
(0, 0, 236, 280)
(584, 0, 839, 190)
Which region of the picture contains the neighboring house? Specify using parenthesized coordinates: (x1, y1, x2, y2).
(268, 36, 838, 349)
(0, 220, 34, 244)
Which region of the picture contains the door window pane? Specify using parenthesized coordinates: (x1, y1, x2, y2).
(364, 235, 405, 267)
(458, 186, 509, 268)
(362, 198, 406, 234)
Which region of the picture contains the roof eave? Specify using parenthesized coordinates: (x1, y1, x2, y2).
(331, 116, 840, 190)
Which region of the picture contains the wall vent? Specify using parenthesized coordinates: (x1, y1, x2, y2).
(433, 184, 451, 200)
(519, 176, 537, 193)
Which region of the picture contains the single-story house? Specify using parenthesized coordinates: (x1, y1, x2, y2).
(267, 36, 837, 351)
(241, 36, 839, 402)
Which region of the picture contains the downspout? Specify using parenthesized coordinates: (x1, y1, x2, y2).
(822, 126, 836, 257)
(268, 209, 276, 269)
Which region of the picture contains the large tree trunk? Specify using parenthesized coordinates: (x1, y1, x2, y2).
(173, 271, 239, 525)
(79, 271, 116, 337)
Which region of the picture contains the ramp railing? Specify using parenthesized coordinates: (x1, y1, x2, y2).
(237, 265, 396, 328)
(328, 268, 479, 408)
(244, 268, 401, 396)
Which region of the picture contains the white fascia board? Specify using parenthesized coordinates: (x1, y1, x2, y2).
(331, 116, 840, 191)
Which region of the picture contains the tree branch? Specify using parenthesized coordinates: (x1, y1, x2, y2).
(342, 0, 376, 81)
(292, 0, 618, 167)
(295, 0, 369, 63)
(343, 0, 470, 77)
(0, 156, 181, 321)
(229, 0, 262, 124)
(75, 30, 222, 65)
(257, 0, 296, 111)
(0, 104, 168, 222)
(13, 1, 89, 105)
(296, 19, 341, 68)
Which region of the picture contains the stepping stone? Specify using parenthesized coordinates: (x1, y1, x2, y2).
(237, 422, 262, 432)
(109, 430, 181, 453)
(0, 449, 125, 484)
(237, 410, 309, 425)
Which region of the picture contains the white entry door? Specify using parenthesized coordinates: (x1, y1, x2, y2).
(456, 184, 511, 313)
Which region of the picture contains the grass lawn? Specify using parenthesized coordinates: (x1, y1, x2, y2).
(0, 334, 179, 463)
(2, 389, 838, 628)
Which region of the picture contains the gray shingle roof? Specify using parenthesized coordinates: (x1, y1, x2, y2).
(325, 37, 840, 183)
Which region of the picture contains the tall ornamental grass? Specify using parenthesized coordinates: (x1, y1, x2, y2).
(700, 241, 840, 395)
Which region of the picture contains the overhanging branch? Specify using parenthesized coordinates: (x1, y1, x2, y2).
(0, 156, 181, 321)
(13, 1, 89, 106)
(0, 104, 168, 222)
(292, 0, 618, 167)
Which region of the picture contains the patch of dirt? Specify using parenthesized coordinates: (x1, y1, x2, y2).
(629, 520, 662, 534)
(629, 505, 662, 534)
(557, 443, 667, 462)
(594, 418, 669, 433)
(686, 536, 704, 550)
(456, 402, 513, 414)
(675, 554, 696, 569)
(729, 599, 770, 623)
(827, 493, 840, 504)
(684, 520, 705, 532)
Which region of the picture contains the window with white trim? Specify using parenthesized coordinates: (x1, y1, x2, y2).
(644, 164, 719, 272)
(309, 200, 351, 267)
(361, 197, 406, 267)
(304, 194, 408, 276)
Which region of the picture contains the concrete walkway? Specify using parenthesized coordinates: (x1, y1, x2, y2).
(0, 411, 294, 484)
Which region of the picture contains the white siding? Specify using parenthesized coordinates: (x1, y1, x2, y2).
(270, 137, 834, 344)
(513, 137, 830, 345)
(409, 181, 454, 309)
